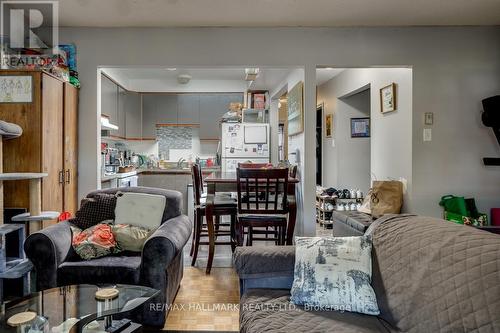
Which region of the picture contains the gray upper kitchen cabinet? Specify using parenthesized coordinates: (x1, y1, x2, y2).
(117, 86, 127, 138)
(125, 92, 142, 139)
(199, 94, 219, 140)
(142, 94, 178, 138)
(101, 75, 118, 135)
(199, 93, 244, 139)
(177, 94, 200, 124)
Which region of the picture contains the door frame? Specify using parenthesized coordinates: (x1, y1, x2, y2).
(316, 103, 324, 186)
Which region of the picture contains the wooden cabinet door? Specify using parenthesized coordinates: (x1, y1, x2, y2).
(41, 74, 64, 226)
(63, 83, 78, 215)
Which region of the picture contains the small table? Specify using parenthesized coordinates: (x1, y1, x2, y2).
(0, 284, 159, 333)
(204, 171, 299, 274)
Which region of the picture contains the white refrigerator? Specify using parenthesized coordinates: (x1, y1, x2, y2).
(221, 123, 270, 173)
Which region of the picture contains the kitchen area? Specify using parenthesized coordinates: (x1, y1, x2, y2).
(99, 67, 295, 215)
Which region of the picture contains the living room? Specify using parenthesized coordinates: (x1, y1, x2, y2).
(0, 1, 499, 333)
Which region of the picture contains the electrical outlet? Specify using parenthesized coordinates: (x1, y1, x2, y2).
(423, 128, 432, 142)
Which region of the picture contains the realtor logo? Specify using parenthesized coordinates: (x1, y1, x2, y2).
(1, 0, 58, 54)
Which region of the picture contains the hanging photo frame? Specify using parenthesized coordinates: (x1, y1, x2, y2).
(0, 76, 33, 103)
(380, 83, 396, 113)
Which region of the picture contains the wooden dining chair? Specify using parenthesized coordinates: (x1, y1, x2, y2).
(238, 162, 270, 169)
(190, 164, 238, 267)
(236, 167, 289, 246)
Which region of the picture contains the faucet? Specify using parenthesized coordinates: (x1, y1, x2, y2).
(177, 157, 186, 169)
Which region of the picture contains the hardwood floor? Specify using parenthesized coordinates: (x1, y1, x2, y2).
(163, 223, 327, 331)
(164, 267, 240, 331)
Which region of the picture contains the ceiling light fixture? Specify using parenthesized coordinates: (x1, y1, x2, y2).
(177, 74, 192, 84)
(325, 67, 334, 70)
(166, 68, 177, 71)
(245, 68, 260, 81)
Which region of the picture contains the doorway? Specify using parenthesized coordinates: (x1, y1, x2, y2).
(316, 104, 323, 185)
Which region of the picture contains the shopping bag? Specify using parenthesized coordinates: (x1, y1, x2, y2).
(370, 180, 403, 218)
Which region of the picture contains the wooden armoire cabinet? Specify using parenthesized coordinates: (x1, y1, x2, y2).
(0, 70, 78, 227)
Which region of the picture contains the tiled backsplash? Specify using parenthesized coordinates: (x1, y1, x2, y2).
(157, 126, 194, 160)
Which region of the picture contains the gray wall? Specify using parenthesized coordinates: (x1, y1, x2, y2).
(318, 87, 371, 193)
(318, 68, 413, 211)
(60, 27, 500, 236)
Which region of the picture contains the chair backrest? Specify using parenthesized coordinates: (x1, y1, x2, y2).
(191, 163, 203, 206)
(86, 187, 182, 222)
(289, 164, 298, 178)
(236, 167, 289, 215)
(238, 162, 269, 169)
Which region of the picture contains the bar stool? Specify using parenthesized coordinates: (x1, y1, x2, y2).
(190, 164, 238, 267)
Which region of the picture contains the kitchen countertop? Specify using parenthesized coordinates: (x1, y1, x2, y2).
(101, 167, 221, 182)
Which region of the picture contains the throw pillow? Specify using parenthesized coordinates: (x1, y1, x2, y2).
(114, 192, 166, 230)
(71, 222, 121, 260)
(69, 193, 117, 230)
(290, 236, 380, 315)
(111, 224, 154, 252)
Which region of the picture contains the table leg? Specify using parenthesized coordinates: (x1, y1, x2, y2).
(205, 184, 216, 274)
(286, 185, 297, 245)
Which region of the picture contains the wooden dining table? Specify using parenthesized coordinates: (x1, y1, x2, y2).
(203, 171, 299, 274)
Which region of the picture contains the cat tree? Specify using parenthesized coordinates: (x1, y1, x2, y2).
(0, 120, 60, 301)
(0, 120, 59, 231)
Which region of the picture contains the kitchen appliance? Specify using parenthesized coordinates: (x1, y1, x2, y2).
(221, 123, 270, 173)
(118, 171, 138, 187)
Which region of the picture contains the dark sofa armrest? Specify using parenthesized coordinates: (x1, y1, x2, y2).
(24, 221, 74, 290)
(233, 246, 296, 295)
(140, 214, 191, 285)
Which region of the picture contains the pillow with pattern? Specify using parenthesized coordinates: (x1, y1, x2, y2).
(290, 236, 380, 315)
(71, 222, 121, 260)
(111, 224, 154, 252)
(69, 193, 117, 230)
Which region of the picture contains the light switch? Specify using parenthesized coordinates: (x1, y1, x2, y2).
(423, 128, 432, 142)
(331, 139, 335, 147)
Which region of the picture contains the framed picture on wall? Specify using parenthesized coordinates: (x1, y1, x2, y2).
(325, 114, 332, 138)
(0, 76, 33, 103)
(351, 117, 370, 137)
(380, 83, 396, 113)
(287, 81, 304, 136)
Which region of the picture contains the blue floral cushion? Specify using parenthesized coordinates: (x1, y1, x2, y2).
(290, 236, 380, 315)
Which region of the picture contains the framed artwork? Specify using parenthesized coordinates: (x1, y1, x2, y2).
(0, 76, 33, 103)
(380, 83, 396, 113)
(287, 81, 304, 136)
(351, 117, 370, 137)
(325, 114, 332, 138)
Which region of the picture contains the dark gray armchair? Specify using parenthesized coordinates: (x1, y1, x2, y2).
(24, 187, 192, 327)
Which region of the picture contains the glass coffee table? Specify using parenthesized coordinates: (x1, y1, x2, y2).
(0, 284, 159, 333)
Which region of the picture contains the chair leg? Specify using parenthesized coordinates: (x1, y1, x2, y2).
(281, 225, 286, 245)
(238, 221, 244, 246)
(189, 210, 197, 257)
(191, 213, 202, 266)
(247, 227, 253, 246)
(230, 214, 236, 253)
(215, 215, 220, 239)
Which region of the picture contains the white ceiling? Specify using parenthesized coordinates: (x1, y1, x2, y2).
(316, 68, 345, 86)
(59, 0, 500, 27)
(102, 67, 294, 92)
